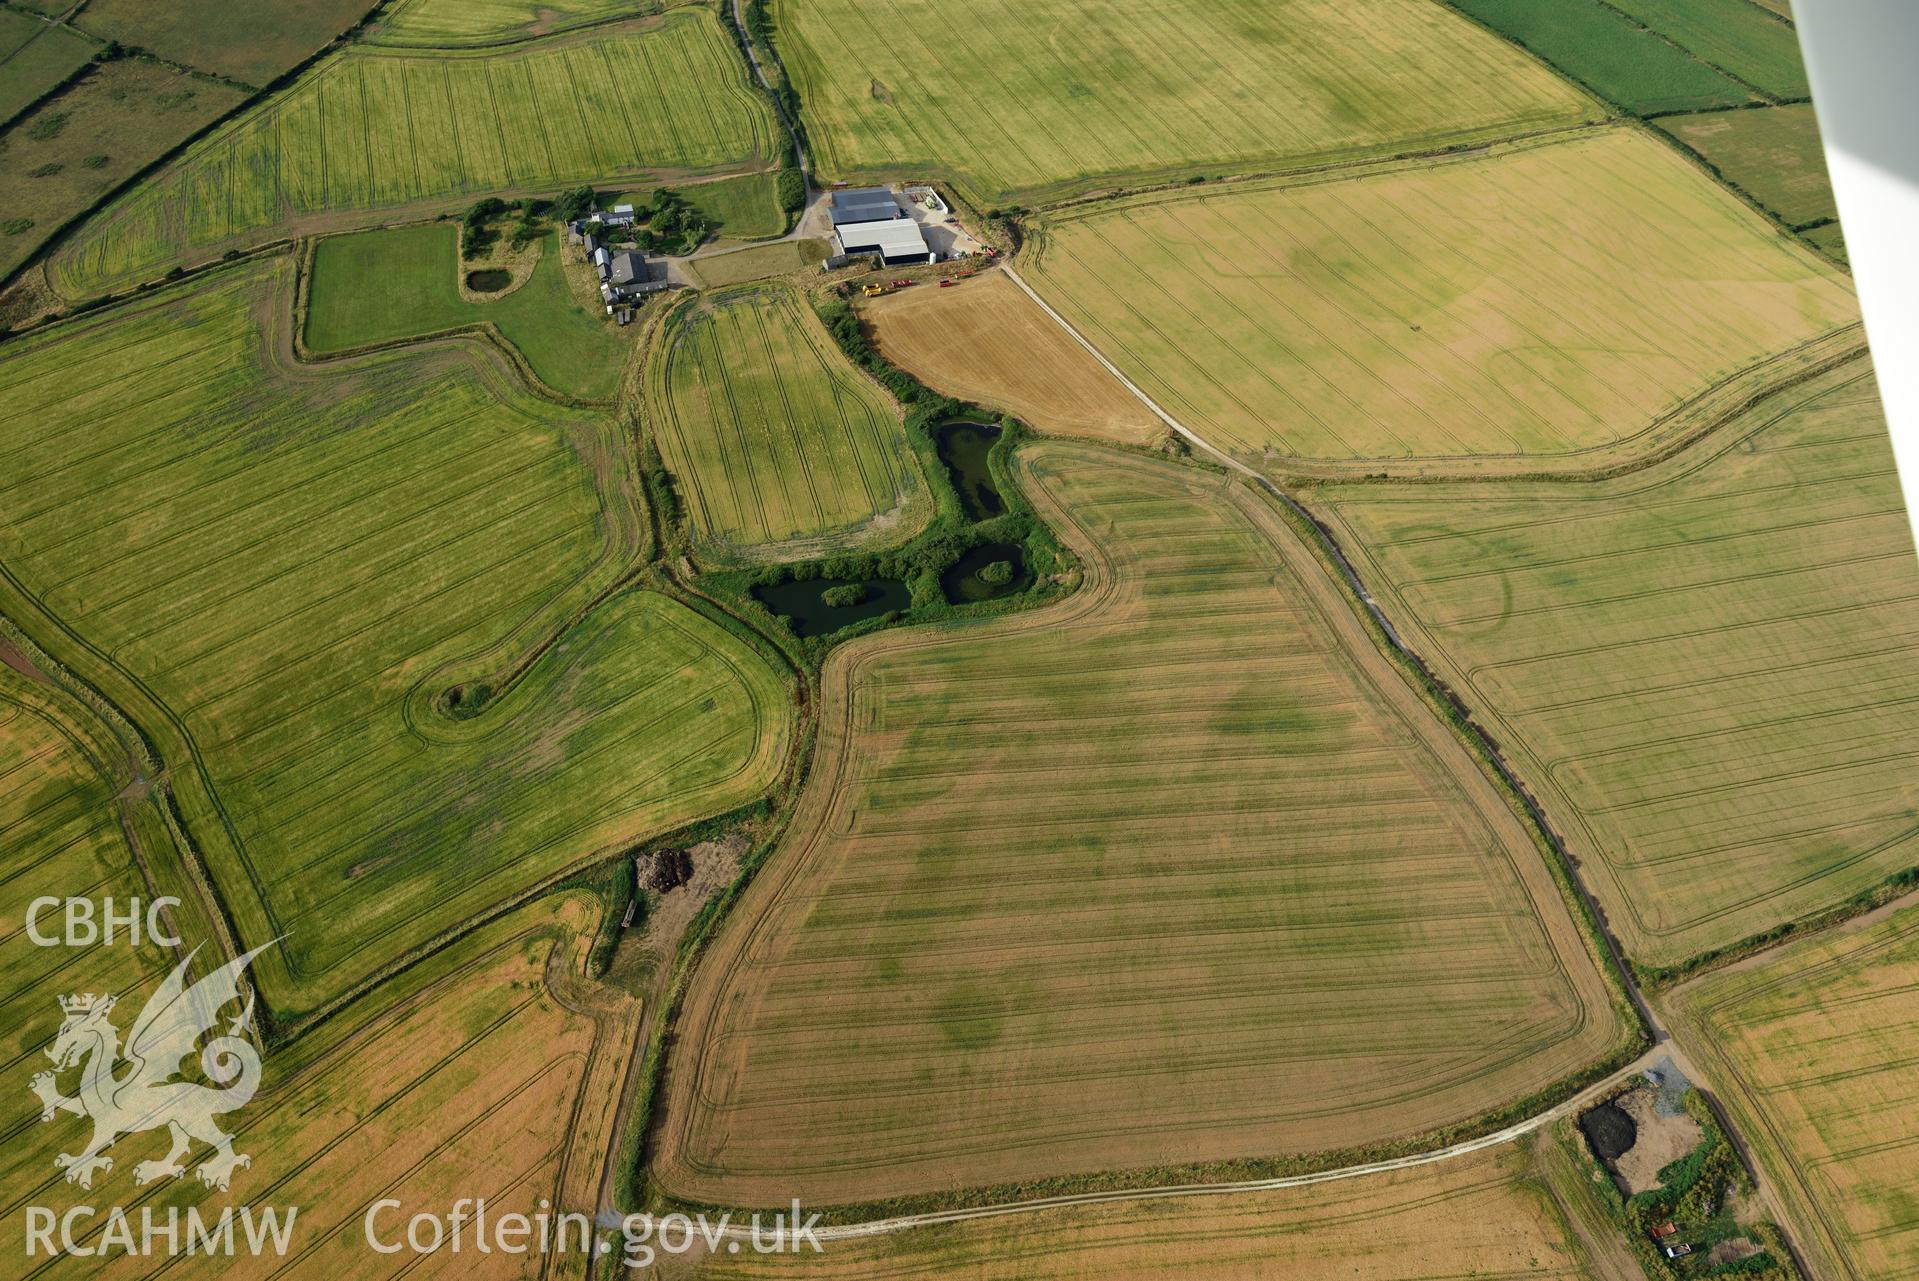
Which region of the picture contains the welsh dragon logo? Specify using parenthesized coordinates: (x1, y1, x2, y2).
(30, 942, 273, 1192)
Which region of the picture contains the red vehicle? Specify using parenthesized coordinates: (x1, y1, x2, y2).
(938, 279, 957, 288)
(892, 279, 914, 287)
(1649, 1223, 1679, 1241)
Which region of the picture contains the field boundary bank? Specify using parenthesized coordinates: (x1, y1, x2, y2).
(362, 7, 670, 51)
(1274, 327, 1869, 485)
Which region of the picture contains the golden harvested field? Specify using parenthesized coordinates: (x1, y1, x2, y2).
(49, 10, 778, 298)
(0, 262, 793, 1017)
(1666, 899, 1919, 1281)
(1317, 359, 1919, 969)
(647, 284, 923, 555)
(1023, 129, 1858, 468)
(859, 270, 1161, 445)
(773, 0, 1598, 204)
(656, 443, 1628, 1206)
(693, 1144, 1613, 1280)
(0, 892, 636, 1281)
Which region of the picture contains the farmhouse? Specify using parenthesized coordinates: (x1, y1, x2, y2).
(601, 203, 638, 227)
(830, 186, 933, 265)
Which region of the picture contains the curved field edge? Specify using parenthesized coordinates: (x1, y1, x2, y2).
(0, 258, 798, 1022)
(642, 282, 930, 560)
(1019, 127, 1858, 471)
(1660, 895, 1919, 1281)
(649, 439, 1638, 1213)
(689, 1141, 1625, 1280)
(1310, 355, 1919, 972)
(45, 9, 781, 301)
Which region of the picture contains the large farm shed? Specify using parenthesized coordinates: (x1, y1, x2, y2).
(831, 185, 933, 264)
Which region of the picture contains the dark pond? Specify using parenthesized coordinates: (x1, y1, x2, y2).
(938, 421, 1003, 521)
(942, 542, 1030, 605)
(1578, 1101, 1637, 1162)
(752, 576, 910, 638)
(465, 269, 513, 292)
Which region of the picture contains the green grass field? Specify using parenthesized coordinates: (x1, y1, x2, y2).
(71, 0, 375, 85)
(371, 0, 655, 47)
(1024, 129, 1857, 467)
(1605, 0, 1809, 101)
(657, 443, 1627, 1205)
(1443, 0, 1754, 115)
(0, 263, 793, 1016)
(48, 10, 779, 298)
(612, 170, 784, 242)
(647, 283, 921, 555)
(306, 223, 631, 400)
(1667, 902, 1919, 1281)
(685, 237, 829, 288)
(1661, 104, 1837, 228)
(0, 61, 249, 285)
(1318, 360, 1919, 969)
(774, 0, 1598, 205)
(0, 10, 96, 123)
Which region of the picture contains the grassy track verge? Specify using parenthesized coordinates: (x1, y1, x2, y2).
(0, 261, 794, 1018)
(654, 442, 1629, 1207)
(1315, 358, 1919, 971)
(694, 1145, 1615, 1279)
(48, 10, 779, 298)
(774, 0, 1598, 206)
(1022, 129, 1855, 469)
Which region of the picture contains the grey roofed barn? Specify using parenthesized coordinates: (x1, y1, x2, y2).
(609, 251, 643, 287)
(830, 187, 901, 227)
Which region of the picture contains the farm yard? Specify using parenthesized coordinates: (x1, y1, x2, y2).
(0, 263, 793, 1015)
(305, 223, 632, 400)
(1317, 360, 1919, 970)
(1666, 901, 1919, 1281)
(67, 0, 378, 86)
(0, 61, 248, 282)
(773, 0, 1599, 204)
(858, 270, 1161, 446)
(1660, 104, 1838, 230)
(1022, 129, 1858, 468)
(47, 9, 779, 298)
(646, 283, 924, 555)
(695, 1145, 1613, 1280)
(655, 444, 1628, 1206)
